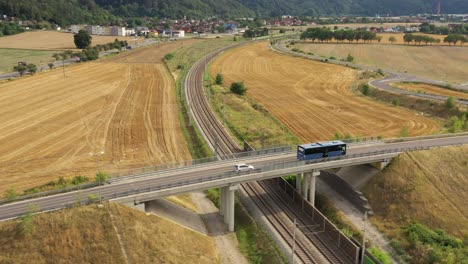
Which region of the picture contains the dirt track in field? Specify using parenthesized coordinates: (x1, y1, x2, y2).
(0, 41, 196, 193)
(390, 82, 468, 100)
(210, 42, 440, 142)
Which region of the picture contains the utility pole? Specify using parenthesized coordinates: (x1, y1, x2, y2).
(223, 93, 227, 126)
(361, 210, 368, 264)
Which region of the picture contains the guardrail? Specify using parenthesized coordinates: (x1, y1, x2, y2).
(108, 146, 424, 202)
(109, 145, 292, 182)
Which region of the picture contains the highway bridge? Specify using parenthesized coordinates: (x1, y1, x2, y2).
(0, 136, 466, 221)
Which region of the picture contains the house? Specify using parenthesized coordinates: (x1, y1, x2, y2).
(135, 26, 150, 35)
(110, 26, 126, 36)
(125, 28, 136, 36)
(70, 25, 84, 34)
(162, 29, 185, 38)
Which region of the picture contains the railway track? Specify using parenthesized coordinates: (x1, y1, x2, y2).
(185, 40, 351, 263)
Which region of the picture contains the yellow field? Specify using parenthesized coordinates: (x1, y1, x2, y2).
(362, 146, 468, 239)
(390, 82, 468, 100)
(0, 41, 197, 194)
(210, 42, 440, 142)
(0, 202, 218, 263)
(0, 31, 144, 50)
(294, 43, 468, 84)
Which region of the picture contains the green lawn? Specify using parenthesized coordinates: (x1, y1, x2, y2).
(0, 49, 55, 74)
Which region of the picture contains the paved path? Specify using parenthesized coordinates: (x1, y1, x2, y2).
(191, 192, 248, 264)
(273, 41, 468, 105)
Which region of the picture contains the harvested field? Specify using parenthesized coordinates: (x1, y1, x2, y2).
(0, 41, 194, 194)
(390, 82, 468, 100)
(362, 146, 468, 239)
(0, 49, 55, 74)
(0, 31, 144, 50)
(210, 42, 440, 142)
(294, 43, 468, 83)
(0, 202, 218, 263)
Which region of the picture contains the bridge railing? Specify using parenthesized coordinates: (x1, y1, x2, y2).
(108, 146, 431, 202)
(108, 145, 292, 181)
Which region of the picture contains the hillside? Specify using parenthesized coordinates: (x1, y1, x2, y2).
(0, 202, 218, 263)
(1, 0, 468, 24)
(362, 146, 468, 262)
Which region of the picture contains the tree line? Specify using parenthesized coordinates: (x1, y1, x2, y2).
(300, 27, 380, 43)
(243, 27, 269, 38)
(0, 22, 24, 36)
(403, 33, 467, 46)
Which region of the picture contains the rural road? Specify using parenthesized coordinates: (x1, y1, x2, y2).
(0, 135, 467, 222)
(274, 41, 468, 105)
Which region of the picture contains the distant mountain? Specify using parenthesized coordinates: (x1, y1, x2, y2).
(1, 0, 467, 26)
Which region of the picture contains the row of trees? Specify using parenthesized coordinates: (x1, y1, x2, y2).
(403, 33, 467, 46)
(403, 34, 441, 45)
(243, 27, 269, 39)
(13, 63, 37, 76)
(419, 22, 468, 35)
(300, 27, 380, 43)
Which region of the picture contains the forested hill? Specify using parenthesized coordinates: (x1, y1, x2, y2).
(1, 0, 468, 26)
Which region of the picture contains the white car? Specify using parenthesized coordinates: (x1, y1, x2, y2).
(234, 163, 254, 172)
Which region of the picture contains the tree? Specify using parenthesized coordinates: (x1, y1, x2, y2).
(445, 97, 455, 109)
(52, 53, 60, 61)
(95, 171, 108, 184)
(361, 84, 369, 95)
(26, 64, 37, 75)
(74, 30, 92, 49)
(13, 65, 27, 76)
(48, 63, 54, 69)
(230, 81, 247, 95)
(215, 73, 224, 85)
(346, 54, 354, 62)
(388, 36, 397, 44)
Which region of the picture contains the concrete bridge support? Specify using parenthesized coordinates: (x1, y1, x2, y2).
(296, 172, 303, 192)
(301, 170, 320, 206)
(220, 184, 239, 232)
(308, 170, 320, 206)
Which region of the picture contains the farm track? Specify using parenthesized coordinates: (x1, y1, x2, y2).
(185, 41, 350, 263)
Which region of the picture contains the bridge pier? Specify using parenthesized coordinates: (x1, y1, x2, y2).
(301, 170, 320, 206)
(220, 184, 238, 232)
(308, 170, 320, 206)
(296, 172, 303, 192)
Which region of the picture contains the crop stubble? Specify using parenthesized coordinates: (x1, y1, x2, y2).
(210, 42, 440, 142)
(0, 41, 196, 193)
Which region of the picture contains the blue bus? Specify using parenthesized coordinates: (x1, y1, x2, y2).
(297, 141, 347, 160)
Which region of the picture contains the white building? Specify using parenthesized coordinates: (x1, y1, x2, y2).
(162, 29, 185, 38)
(125, 28, 136, 36)
(110, 26, 126, 36)
(70, 25, 84, 34)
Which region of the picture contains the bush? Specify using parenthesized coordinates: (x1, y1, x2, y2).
(215, 73, 224, 85)
(95, 171, 108, 184)
(368, 246, 391, 264)
(71, 175, 88, 185)
(5, 188, 18, 200)
(177, 64, 185, 70)
(164, 53, 174, 60)
(329, 56, 337, 60)
(230, 81, 247, 95)
(392, 98, 401, 106)
(445, 97, 455, 109)
(361, 84, 370, 96)
(346, 53, 354, 62)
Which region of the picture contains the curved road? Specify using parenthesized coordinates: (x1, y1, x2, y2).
(273, 41, 468, 105)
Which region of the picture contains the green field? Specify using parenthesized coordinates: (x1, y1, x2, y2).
(294, 43, 468, 84)
(0, 49, 55, 74)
